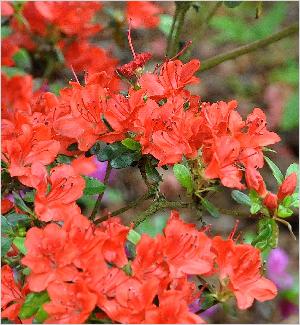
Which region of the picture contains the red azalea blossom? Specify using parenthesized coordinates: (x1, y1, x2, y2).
(126, 2, 162, 29)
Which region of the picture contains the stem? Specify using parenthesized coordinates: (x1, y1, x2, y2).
(133, 199, 190, 227)
(109, 191, 155, 217)
(200, 23, 299, 72)
(90, 162, 112, 221)
(167, 2, 192, 58)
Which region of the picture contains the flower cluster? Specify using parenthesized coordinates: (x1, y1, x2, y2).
(2, 211, 277, 323)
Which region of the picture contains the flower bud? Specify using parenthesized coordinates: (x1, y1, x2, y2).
(263, 192, 278, 211)
(278, 173, 298, 201)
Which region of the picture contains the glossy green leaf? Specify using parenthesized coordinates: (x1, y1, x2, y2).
(264, 156, 284, 184)
(145, 159, 162, 183)
(2, 66, 26, 77)
(1, 216, 13, 235)
(6, 213, 31, 226)
(13, 48, 31, 71)
(13, 237, 27, 254)
(1, 237, 12, 257)
(252, 218, 279, 251)
(127, 229, 141, 245)
(83, 176, 106, 195)
(12, 192, 34, 215)
(19, 292, 49, 319)
(231, 190, 251, 206)
(173, 164, 193, 193)
(121, 138, 141, 151)
(277, 205, 294, 218)
(33, 306, 48, 324)
(110, 152, 141, 169)
(200, 197, 220, 218)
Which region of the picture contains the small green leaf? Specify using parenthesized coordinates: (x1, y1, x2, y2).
(127, 229, 141, 245)
(6, 213, 31, 226)
(285, 163, 299, 178)
(290, 193, 299, 208)
(22, 267, 31, 275)
(121, 138, 141, 151)
(67, 143, 78, 151)
(83, 176, 106, 195)
(252, 218, 279, 251)
(264, 156, 284, 184)
(13, 48, 31, 71)
(277, 205, 294, 218)
(200, 197, 220, 218)
(12, 192, 34, 215)
(19, 292, 50, 319)
(1, 237, 12, 257)
(110, 151, 141, 169)
(2, 66, 26, 77)
(23, 191, 35, 203)
(200, 292, 216, 311)
(282, 195, 292, 207)
(231, 190, 251, 206)
(145, 159, 162, 183)
(250, 202, 261, 214)
(1, 216, 13, 235)
(173, 164, 193, 193)
(13, 237, 27, 254)
(33, 306, 48, 324)
(1, 26, 11, 39)
(56, 154, 72, 164)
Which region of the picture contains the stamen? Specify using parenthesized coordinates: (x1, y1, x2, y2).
(70, 65, 80, 84)
(228, 220, 240, 240)
(127, 19, 136, 59)
(169, 40, 192, 61)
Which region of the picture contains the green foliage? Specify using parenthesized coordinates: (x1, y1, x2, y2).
(211, 2, 287, 44)
(12, 191, 34, 215)
(135, 214, 168, 238)
(231, 190, 251, 206)
(223, 1, 242, 9)
(173, 164, 193, 193)
(200, 197, 220, 218)
(264, 156, 284, 184)
(1, 26, 11, 38)
(19, 292, 50, 319)
(83, 176, 106, 195)
(252, 218, 279, 251)
(1, 237, 12, 257)
(2, 66, 26, 77)
(33, 306, 48, 324)
(121, 138, 141, 151)
(127, 229, 141, 245)
(249, 190, 262, 214)
(13, 48, 32, 71)
(92, 142, 141, 169)
(145, 158, 162, 183)
(13, 237, 27, 254)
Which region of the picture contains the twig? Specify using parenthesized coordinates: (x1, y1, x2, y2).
(90, 162, 112, 221)
(133, 199, 191, 227)
(200, 23, 299, 72)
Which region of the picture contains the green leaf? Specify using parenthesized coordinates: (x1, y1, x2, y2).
(33, 306, 48, 324)
(264, 156, 284, 184)
(231, 190, 251, 206)
(110, 151, 141, 169)
(173, 164, 193, 193)
(251, 218, 279, 251)
(290, 193, 299, 208)
(23, 191, 35, 203)
(224, 1, 242, 8)
(13, 49, 31, 71)
(13, 237, 27, 254)
(67, 143, 78, 152)
(286, 163, 299, 178)
(2, 66, 26, 77)
(200, 197, 220, 218)
(83, 176, 106, 195)
(19, 292, 50, 320)
(1, 237, 12, 257)
(56, 154, 72, 164)
(145, 159, 162, 183)
(127, 229, 141, 245)
(121, 138, 141, 151)
(1, 26, 11, 39)
(249, 189, 262, 214)
(6, 213, 31, 226)
(200, 292, 217, 311)
(277, 205, 294, 218)
(159, 14, 173, 35)
(250, 202, 261, 214)
(1, 216, 13, 235)
(282, 195, 292, 208)
(12, 192, 34, 215)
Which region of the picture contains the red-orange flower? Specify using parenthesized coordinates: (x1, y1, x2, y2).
(44, 281, 97, 324)
(278, 172, 298, 201)
(212, 236, 277, 309)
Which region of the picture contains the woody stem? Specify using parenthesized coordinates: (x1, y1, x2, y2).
(133, 199, 191, 227)
(90, 162, 112, 221)
(200, 23, 299, 72)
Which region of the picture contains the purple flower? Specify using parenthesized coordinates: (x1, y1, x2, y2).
(88, 158, 116, 183)
(267, 248, 293, 290)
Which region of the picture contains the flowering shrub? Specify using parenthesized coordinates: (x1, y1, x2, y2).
(1, 1, 299, 324)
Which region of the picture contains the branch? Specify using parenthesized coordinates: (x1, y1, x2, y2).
(200, 23, 299, 72)
(90, 162, 112, 221)
(133, 199, 191, 227)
